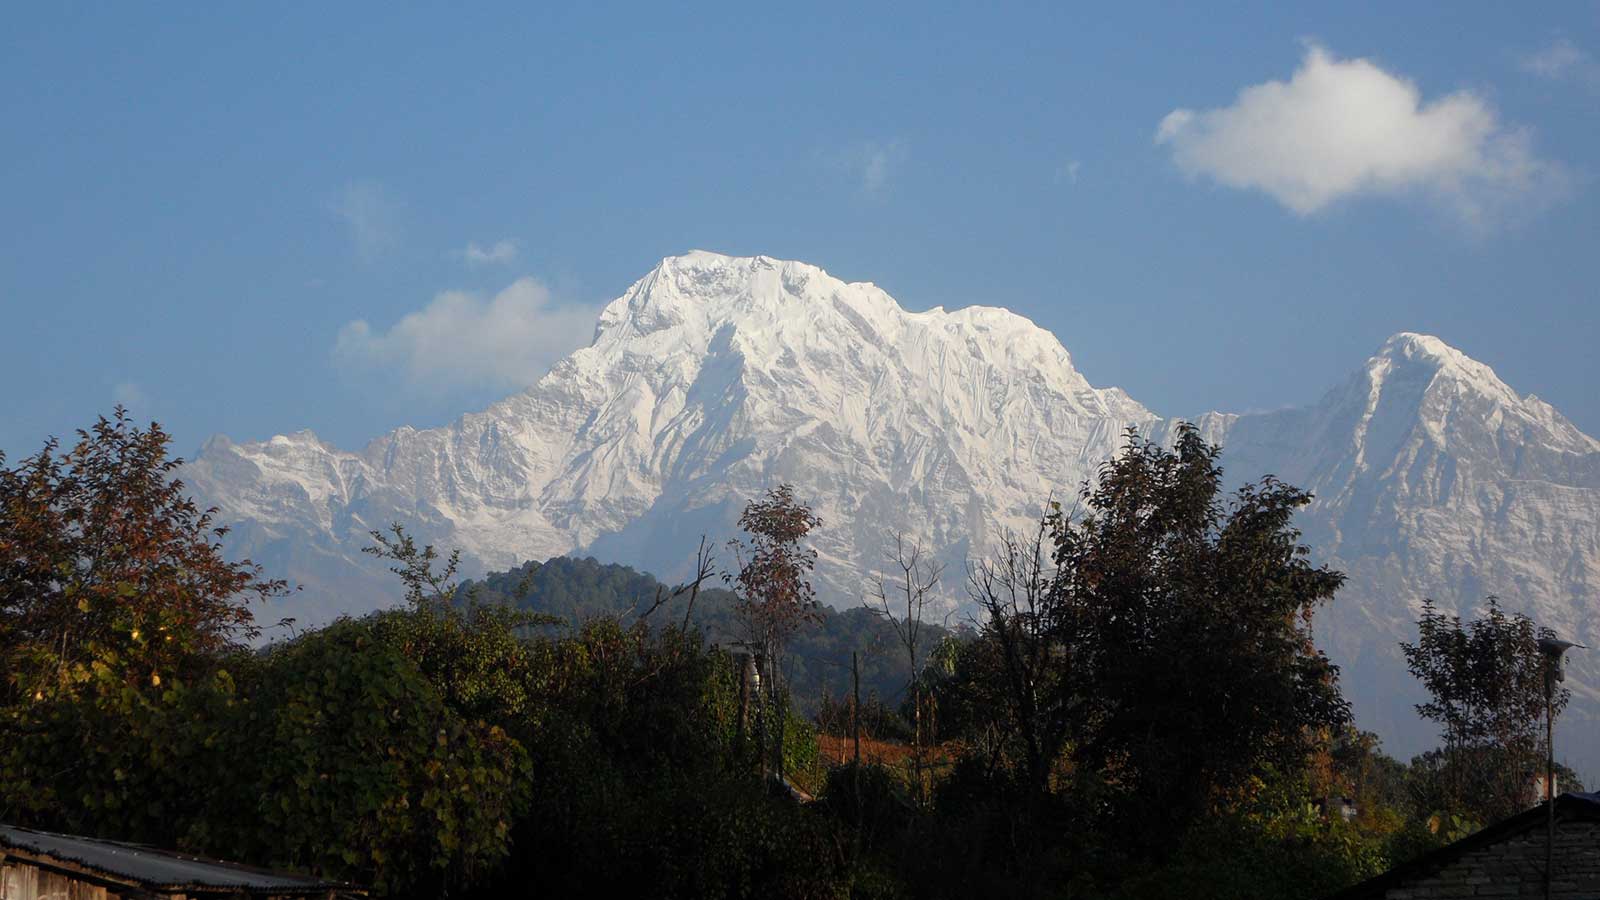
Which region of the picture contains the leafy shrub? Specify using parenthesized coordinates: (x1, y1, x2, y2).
(235, 619, 530, 896)
(0, 660, 249, 848)
(1112, 775, 1390, 900)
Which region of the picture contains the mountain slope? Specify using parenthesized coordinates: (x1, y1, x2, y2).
(186, 252, 1600, 771)
(188, 251, 1156, 622)
(1196, 332, 1600, 756)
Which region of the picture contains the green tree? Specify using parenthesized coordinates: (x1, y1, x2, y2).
(0, 410, 289, 845)
(238, 619, 530, 896)
(0, 651, 252, 847)
(971, 425, 1350, 851)
(922, 629, 1011, 772)
(363, 523, 557, 723)
(1400, 597, 1567, 822)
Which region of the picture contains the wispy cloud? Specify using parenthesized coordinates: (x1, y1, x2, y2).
(329, 181, 402, 260)
(457, 239, 519, 267)
(112, 382, 149, 412)
(832, 139, 909, 195)
(1521, 38, 1600, 93)
(334, 278, 598, 391)
(1055, 160, 1082, 185)
(1156, 44, 1569, 228)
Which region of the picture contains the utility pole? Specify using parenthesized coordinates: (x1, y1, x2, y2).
(754, 645, 767, 779)
(852, 649, 862, 859)
(1537, 636, 1583, 900)
(852, 650, 862, 769)
(1546, 691, 1554, 900)
(736, 651, 752, 753)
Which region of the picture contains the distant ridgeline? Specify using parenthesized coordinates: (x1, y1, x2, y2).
(458, 556, 951, 715)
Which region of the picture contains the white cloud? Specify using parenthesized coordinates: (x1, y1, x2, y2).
(112, 382, 149, 412)
(833, 139, 908, 195)
(863, 142, 903, 193)
(1055, 160, 1082, 185)
(458, 239, 519, 267)
(329, 181, 402, 260)
(334, 278, 598, 391)
(1156, 45, 1568, 226)
(1521, 38, 1600, 93)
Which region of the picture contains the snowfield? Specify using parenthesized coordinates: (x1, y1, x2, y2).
(185, 252, 1600, 774)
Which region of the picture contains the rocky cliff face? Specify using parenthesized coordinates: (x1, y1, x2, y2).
(185, 252, 1600, 771)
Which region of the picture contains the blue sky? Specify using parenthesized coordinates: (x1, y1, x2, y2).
(3, 2, 1598, 459)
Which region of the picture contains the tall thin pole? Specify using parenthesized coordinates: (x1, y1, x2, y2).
(852, 649, 862, 858)
(852, 650, 862, 768)
(1536, 636, 1582, 900)
(755, 648, 768, 779)
(775, 658, 786, 787)
(737, 651, 752, 765)
(1545, 687, 1554, 900)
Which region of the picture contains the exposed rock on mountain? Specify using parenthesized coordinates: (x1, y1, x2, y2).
(186, 253, 1600, 770)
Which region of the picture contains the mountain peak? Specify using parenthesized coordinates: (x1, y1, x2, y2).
(593, 250, 868, 345)
(1379, 331, 1452, 357)
(596, 251, 1070, 363)
(1365, 331, 1516, 401)
(1329, 332, 1599, 457)
(184, 256, 1600, 775)
(658, 249, 783, 269)
(1376, 332, 1480, 372)
(647, 250, 828, 288)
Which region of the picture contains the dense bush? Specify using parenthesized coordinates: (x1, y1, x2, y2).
(0, 615, 531, 897)
(1109, 773, 1390, 900)
(0, 659, 248, 847)
(239, 619, 530, 895)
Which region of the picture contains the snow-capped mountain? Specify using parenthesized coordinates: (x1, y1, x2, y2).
(1192, 333, 1600, 759)
(186, 252, 1600, 770)
(190, 251, 1158, 618)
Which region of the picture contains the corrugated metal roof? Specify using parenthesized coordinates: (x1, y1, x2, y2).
(0, 825, 357, 895)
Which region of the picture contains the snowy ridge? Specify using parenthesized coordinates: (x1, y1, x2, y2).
(1198, 329, 1600, 763)
(188, 252, 1157, 618)
(186, 252, 1600, 772)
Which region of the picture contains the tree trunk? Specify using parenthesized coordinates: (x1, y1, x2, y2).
(913, 681, 924, 806)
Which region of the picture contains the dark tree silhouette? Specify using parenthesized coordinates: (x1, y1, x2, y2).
(1401, 596, 1569, 821)
(971, 425, 1350, 853)
(868, 533, 943, 804)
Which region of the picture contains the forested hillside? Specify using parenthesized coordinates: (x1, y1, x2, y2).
(462, 555, 954, 715)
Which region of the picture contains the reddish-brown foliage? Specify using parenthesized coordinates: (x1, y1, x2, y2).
(0, 408, 286, 703)
(725, 483, 823, 651)
(817, 733, 916, 767)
